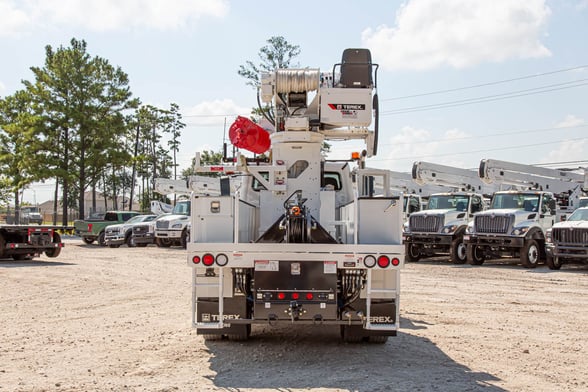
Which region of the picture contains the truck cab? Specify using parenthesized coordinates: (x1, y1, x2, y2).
(403, 192, 485, 264)
(464, 190, 556, 267)
(154, 200, 190, 248)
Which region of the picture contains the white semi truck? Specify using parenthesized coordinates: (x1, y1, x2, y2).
(187, 48, 404, 342)
(464, 159, 587, 267)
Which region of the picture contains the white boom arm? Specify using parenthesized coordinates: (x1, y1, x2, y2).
(412, 161, 498, 195)
(479, 159, 588, 194)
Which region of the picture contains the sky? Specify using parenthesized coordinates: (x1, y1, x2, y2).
(1, 0, 587, 204)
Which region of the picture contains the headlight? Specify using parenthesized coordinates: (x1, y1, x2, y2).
(442, 225, 457, 234)
(511, 226, 529, 236)
(172, 223, 184, 229)
(402, 222, 409, 233)
(545, 229, 552, 243)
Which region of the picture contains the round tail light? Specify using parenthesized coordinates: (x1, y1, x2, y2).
(202, 253, 215, 266)
(377, 255, 390, 268)
(292, 292, 300, 300)
(192, 255, 201, 264)
(277, 292, 286, 300)
(391, 257, 400, 266)
(306, 292, 314, 300)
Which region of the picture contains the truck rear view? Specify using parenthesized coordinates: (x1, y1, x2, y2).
(187, 48, 404, 342)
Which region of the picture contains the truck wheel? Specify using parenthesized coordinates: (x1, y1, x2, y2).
(155, 238, 172, 248)
(201, 334, 223, 341)
(450, 236, 467, 264)
(467, 245, 485, 265)
(97, 232, 106, 247)
(546, 254, 562, 270)
(82, 237, 95, 245)
(521, 239, 540, 268)
(45, 233, 62, 258)
(405, 243, 421, 262)
(180, 229, 188, 249)
(368, 335, 389, 344)
(125, 233, 135, 248)
(340, 325, 365, 343)
(227, 325, 251, 341)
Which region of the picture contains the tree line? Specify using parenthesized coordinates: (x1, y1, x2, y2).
(0, 35, 303, 225)
(0, 38, 185, 224)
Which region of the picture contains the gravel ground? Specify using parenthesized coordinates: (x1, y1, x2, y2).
(1, 239, 587, 391)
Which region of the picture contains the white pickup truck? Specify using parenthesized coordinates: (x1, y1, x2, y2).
(154, 200, 190, 248)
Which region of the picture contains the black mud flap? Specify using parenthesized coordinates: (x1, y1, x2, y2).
(196, 297, 249, 336)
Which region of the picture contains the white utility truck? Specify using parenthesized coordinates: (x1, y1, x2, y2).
(187, 48, 404, 342)
(403, 161, 497, 264)
(464, 159, 587, 267)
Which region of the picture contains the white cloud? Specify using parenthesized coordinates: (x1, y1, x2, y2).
(184, 99, 251, 126)
(542, 139, 587, 164)
(378, 126, 473, 171)
(0, 0, 229, 35)
(0, 80, 6, 95)
(362, 0, 551, 71)
(555, 114, 585, 128)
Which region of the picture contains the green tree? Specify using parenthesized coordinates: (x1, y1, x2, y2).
(0, 90, 43, 223)
(23, 38, 139, 221)
(238, 36, 301, 88)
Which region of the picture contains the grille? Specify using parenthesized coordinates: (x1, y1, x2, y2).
(474, 215, 512, 234)
(156, 221, 169, 229)
(106, 227, 120, 234)
(133, 225, 149, 234)
(409, 214, 443, 233)
(552, 228, 588, 244)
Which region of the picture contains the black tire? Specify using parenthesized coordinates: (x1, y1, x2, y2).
(125, 232, 135, 248)
(405, 243, 421, 262)
(340, 325, 365, 343)
(521, 239, 540, 268)
(467, 244, 485, 265)
(180, 229, 188, 249)
(227, 325, 251, 341)
(368, 335, 389, 344)
(45, 233, 62, 258)
(546, 253, 562, 270)
(82, 237, 95, 245)
(136, 243, 148, 248)
(450, 236, 467, 264)
(155, 238, 172, 248)
(97, 232, 106, 247)
(201, 334, 223, 341)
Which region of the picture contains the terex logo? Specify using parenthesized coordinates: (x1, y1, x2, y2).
(201, 313, 241, 322)
(328, 103, 365, 110)
(370, 316, 394, 323)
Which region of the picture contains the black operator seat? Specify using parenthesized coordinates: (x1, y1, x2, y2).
(339, 48, 373, 88)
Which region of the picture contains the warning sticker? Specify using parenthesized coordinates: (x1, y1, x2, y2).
(324, 261, 337, 274)
(254, 260, 279, 271)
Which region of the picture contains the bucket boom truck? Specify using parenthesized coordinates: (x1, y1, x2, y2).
(402, 161, 498, 264)
(464, 159, 587, 267)
(187, 49, 404, 343)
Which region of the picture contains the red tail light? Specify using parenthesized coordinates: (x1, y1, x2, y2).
(88, 223, 93, 231)
(202, 254, 215, 266)
(292, 292, 300, 300)
(277, 292, 286, 300)
(192, 256, 201, 264)
(391, 257, 400, 266)
(306, 293, 314, 300)
(377, 255, 390, 268)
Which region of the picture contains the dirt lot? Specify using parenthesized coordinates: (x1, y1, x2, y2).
(1, 239, 587, 392)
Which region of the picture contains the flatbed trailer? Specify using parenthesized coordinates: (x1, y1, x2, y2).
(0, 224, 69, 260)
